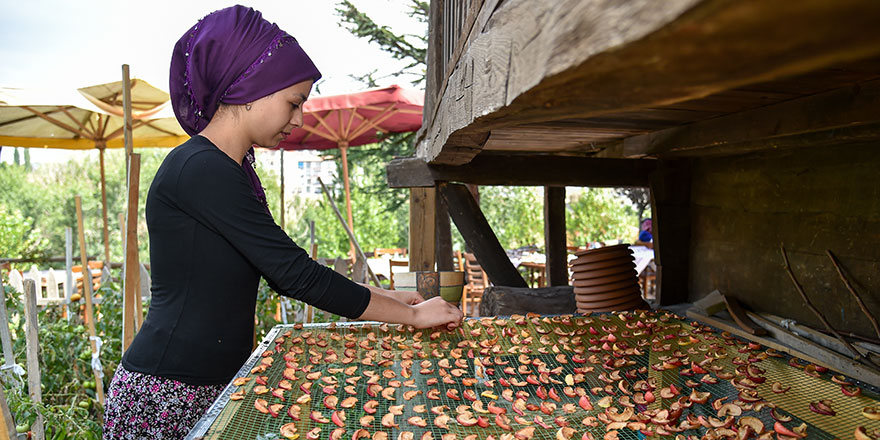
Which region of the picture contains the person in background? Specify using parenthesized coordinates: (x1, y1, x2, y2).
(102, 6, 463, 438)
(636, 218, 653, 248)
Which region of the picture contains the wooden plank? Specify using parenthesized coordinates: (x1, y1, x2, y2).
(544, 186, 568, 286)
(723, 295, 767, 336)
(386, 155, 656, 188)
(74, 196, 105, 407)
(686, 309, 880, 386)
(408, 187, 436, 271)
(421, 0, 880, 164)
(23, 279, 44, 440)
(606, 79, 880, 158)
(122, 154, 141, 352)
(439, 183, 527, 287)
(435, 188, 454, 272)
(649, 160, 691, 305)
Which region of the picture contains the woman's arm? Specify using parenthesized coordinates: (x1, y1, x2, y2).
(356, 290, 463, 330)
(357, 283, 424, 305)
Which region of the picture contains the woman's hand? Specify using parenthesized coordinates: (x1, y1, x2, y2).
(410, 297, 464, 330)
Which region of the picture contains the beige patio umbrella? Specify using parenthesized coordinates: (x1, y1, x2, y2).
(0, 79, 188, 262)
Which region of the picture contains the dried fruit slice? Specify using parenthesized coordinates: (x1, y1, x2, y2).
(255, 398, 270, 414)
(408, 416, 428, 428)
(332, 410, 347, 427)
(456, 412, 478, 427)
(363, 400, 378, 414)
(382, 413, 399, 428)
(230, 389, 246, 401)
(232, 377, 251, 386)
(280, 423, 299, 440)
(863, 406, 880, 421)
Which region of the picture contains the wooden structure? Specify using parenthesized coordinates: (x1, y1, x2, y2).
(387, 0, 880, 337)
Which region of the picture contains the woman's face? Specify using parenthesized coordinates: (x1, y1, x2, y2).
(246, 79, 314, 147)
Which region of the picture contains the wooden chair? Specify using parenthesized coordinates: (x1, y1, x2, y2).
(374, 248, 408, 258)
(461, 252, 489, 317)
(388, 259, 409, 290)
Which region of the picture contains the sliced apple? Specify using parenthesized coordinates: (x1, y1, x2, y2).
(255, 398, 270, 414)
(363, 400, 379, 414)
(447, 389, 461, 401)
(340, 397, 357, 409)
(855, 427, 880, 440)
(738, 416, 764, 435)
(360, 415, 374, 427)
(254, 385, 270, 395)
(353, 429, 371, 440)
(456, 412, 478, 427)
(863, 406, 880, 421)
(280, 423, 299, 440)
(515, 427, 536, 440)
(382, 387, 397, 400)
(405, 416, 427, 428)
(311, 411, 330, 424)
(389, 404, 405, 415)
(427, 389, 441, 400)
(306, 427, 322, 440)
(398, 432, 414, 440)
(774, 422, 806, 438)
(381, 412, 399, 428)
(331, 410, 347, 427)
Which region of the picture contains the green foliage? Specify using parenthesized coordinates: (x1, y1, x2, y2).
(480, 186, 545, 250)
(336, 0, 428, 86)
(0, 203, 45, 259)
(0, 149, 170, 266)
(566, 188, 640, 246)
(2, 275, 122, 438)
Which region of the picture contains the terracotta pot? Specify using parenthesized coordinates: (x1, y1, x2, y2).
(574, 286, 641, 305)
(571, 263, 636, 280)
(570, 255, 635, 272)
(571, 270, 638, 287)
(578, 297, 648, 313)
(573, 243, 630, 257)
(572, 278, 640, 294)
(570, 249, 633, 265)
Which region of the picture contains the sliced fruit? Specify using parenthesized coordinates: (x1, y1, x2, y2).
(809, 400, 836, 416)
(288, 405, 302, 420)
(332, 410, 347, 427)
(255, 398, 269, 414)
(230, 389, 246, 401)
(280, 423, 299, 440)
(863, 406, 880, 421)
(360, 415, 374, 427)
(311, 411, 330, 424)
(556, 427, 576, 440)
(456, 412, 478, 427)
(306, 427, 322, 440)
(382, 413, 399, 428)
(774, 422, 807, 438)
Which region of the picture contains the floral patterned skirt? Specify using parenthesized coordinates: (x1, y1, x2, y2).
(103, 364, 225, 439)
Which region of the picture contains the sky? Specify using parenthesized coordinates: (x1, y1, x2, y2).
(0, 0, 425, 164)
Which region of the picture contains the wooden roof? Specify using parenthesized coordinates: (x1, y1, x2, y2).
(418, 0, 880, 165)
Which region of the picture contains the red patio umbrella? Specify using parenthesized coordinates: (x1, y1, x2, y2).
(274, 85, 423, 257)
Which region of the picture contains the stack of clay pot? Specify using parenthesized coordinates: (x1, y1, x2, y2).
(570, 244, 648, 313)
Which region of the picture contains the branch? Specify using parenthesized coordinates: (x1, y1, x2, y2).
(780, 244, 873, 364)
(826, 249, 880, 339)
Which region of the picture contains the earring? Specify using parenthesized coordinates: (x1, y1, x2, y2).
(245, 103, 252, 111)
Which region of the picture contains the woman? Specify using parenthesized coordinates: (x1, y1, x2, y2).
(103, 6, 463, 438)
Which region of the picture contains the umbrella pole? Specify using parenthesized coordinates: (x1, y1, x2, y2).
(98, 146, 111, 265)
(339, 142, 356, 261)
(279, 149, 285, 230)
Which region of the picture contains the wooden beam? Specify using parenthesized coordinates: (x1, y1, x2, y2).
(439, 183, 527, 287)
(435, 188, 454, 272)
(544, 186, 568, 286)
(420, 0, 880, 164)
(602, 79, 880, 158)
(386, 155, 656, 188)
(650, 160, 692, 305)
(408, 187, 436, 271)
(74, 196, 105, 407)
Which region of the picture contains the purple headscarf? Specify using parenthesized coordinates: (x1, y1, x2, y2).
(169, 5, 321, 212)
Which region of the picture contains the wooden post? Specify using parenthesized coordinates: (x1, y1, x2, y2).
(409, 187, 436, 271)
(435, 186, 454, 271)
(440, 183, 527, 287)
(279, 149, 285, 230)
(1, 386, 18, 440)
(74, 196, 105, 407)
(23, 279, 44, 440)
(649, 160, 691, 305)
(0, 273, 15, 370)
(122, 64, 133, 176)
(122, 154, 141, 351)
(544, 186, 568, 286)
(98, 146, 111, 265)
(307, 220, 316, 323)
(339, 142, 356, 261)
(65, 227, 75, 323)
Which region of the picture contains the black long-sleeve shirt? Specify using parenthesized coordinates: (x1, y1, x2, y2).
(122, 136, 371, 385)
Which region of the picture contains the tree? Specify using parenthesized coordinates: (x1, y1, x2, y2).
(567, 188, 640, 246)
(615, 187, 651, 219)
